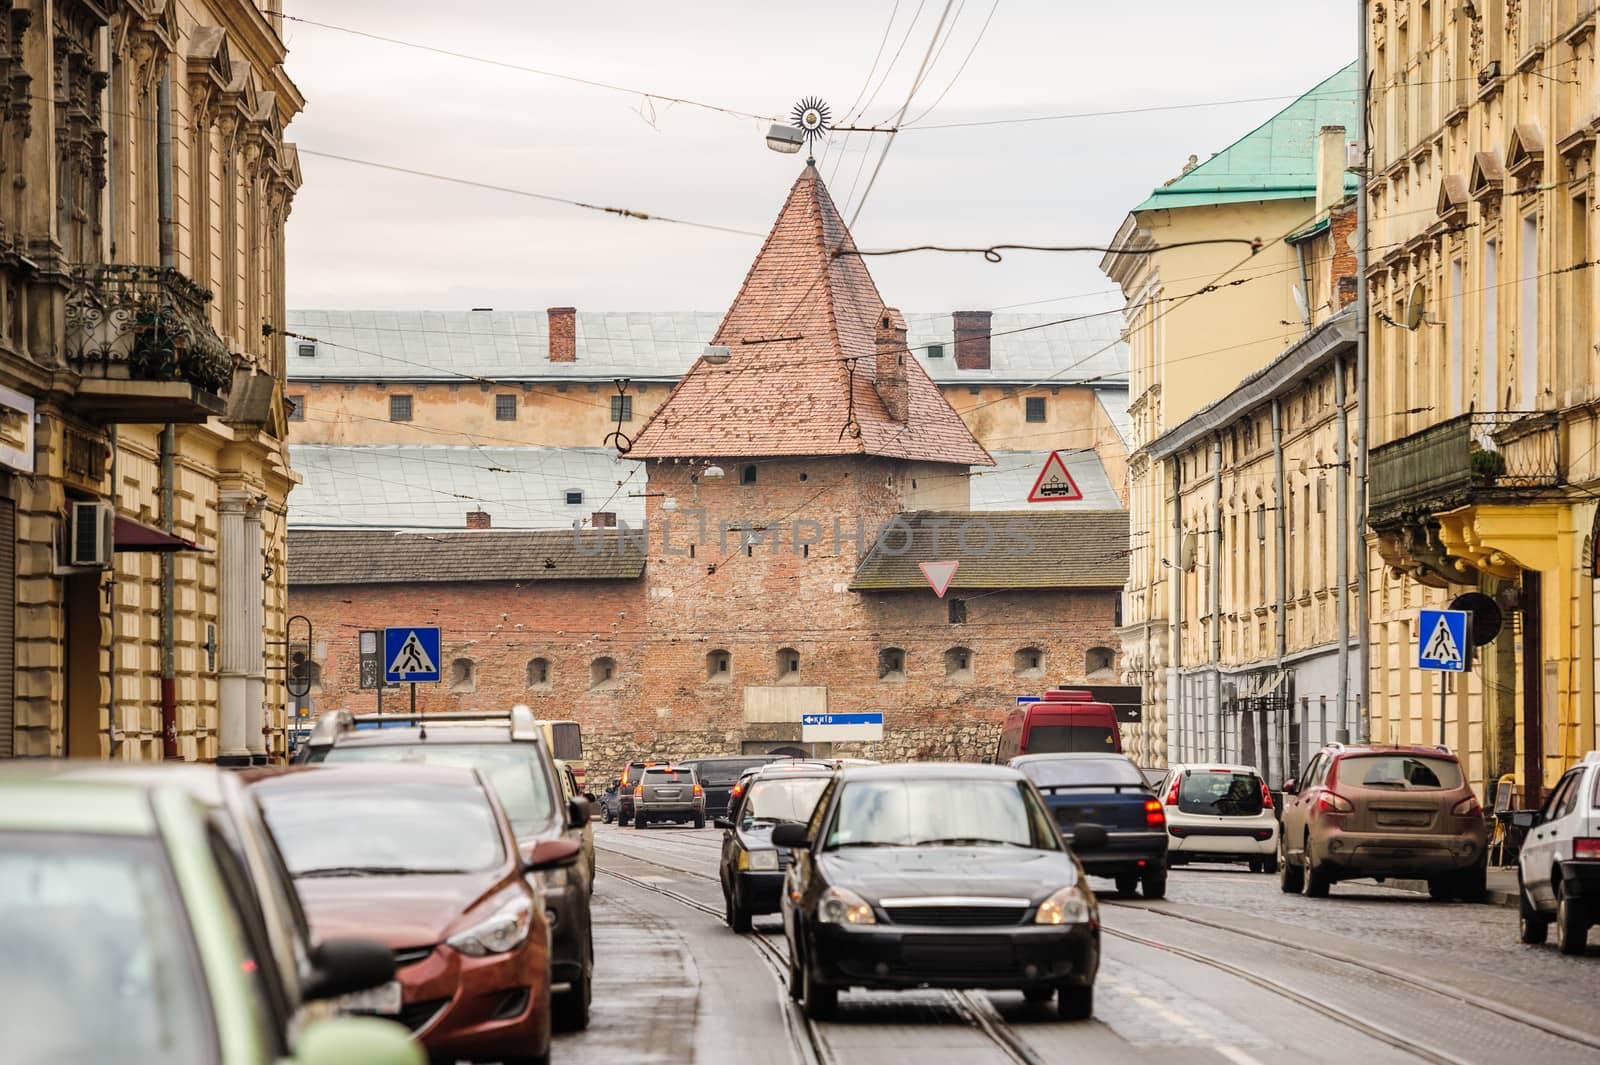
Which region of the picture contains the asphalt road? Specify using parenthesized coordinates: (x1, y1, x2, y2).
(552, 822, 1600, 1065)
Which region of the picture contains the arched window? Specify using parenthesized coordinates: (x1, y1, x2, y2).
(449, 658, 476, 693)
(1014, 647, 1045, 679)
(707, 649, 731, 683)
(878, 647, 906, 683)
(527, 657, 551, 689)
(590, 656, 618, 691)
(776, 647, 800, 682)
(1086, 647, 1116, 679)
(944, 647, 974, 682)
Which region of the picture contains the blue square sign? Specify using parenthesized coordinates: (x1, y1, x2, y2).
(1417, 609, 1468, 672)
(384, 627, 442, 684)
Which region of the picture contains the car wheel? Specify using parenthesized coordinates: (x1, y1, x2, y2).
(553, 923, 593, 1032)
(787, 941, 804, 1002)
(1248, 859, 1262, 873)
(1519, 885, 1550, 945)
(1426, 877, 1454, 901)
(1115, 873, 1139, 897)
(502, 1055, 548, 1065)
(1141, 869, 1167, 900)
(1278, 838, 1303, 894)
(1023, 986, 1055, 1004)
(1262, 854, 1280, 875)
(694, 814, 706, 829)
(619, 812, 631, 826)
(1556, 893, 1589, 956)
(730, 893, 752, 935)
(1453, 860, 1487, 903)
(635, 813, 649, 830)
(1301, 844, 1329, 898)
(600, 803, 613, 825)
(802, 955, 837, 1020)
(1057, 983, 1094, 1021)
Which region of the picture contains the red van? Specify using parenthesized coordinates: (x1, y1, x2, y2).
(994, 689, 1123, 761)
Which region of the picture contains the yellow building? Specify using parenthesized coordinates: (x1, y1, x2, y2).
(1365, 0, 1600, 802)
(1102, 69, 1361, 767)
(0, 1, 301, 762)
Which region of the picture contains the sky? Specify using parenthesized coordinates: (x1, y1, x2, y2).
(282, 1, 1356, 316)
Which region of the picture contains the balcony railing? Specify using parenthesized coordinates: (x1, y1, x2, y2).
(65, 264, 234, 398)
(1369, 412, 1561, 526)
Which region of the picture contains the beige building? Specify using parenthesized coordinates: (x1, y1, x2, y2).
(0, 1, 301, 762)
(1102, 69, 1361, 767)
(1365, 0, 1600, 802)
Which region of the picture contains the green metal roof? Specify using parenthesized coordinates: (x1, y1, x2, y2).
(1133, 63, 1359, 213)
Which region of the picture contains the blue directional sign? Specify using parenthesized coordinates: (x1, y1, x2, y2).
(801, 713, 883, 726)
(801, 712, 884, 742)
(384, 626, 441, 684)
(1016, 696, 1042, 706)
(1417, 609, 1468, 673)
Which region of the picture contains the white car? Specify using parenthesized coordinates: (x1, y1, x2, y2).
(1516, 749, 1600, 954)
(1158, 763, 1280, 872)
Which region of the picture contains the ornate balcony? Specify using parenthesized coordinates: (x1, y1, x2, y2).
(1369, 412, 1562, 528)
(64, 264, 234, 423)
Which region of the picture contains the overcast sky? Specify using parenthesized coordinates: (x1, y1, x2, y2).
(283, 1, 1355, 316)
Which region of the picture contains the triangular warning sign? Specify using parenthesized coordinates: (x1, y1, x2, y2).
(1422, 616, 1461, 667)
(1027, 451, 1084, 503)
(387, 631, 438, 678)
(918, 561, 960, 598)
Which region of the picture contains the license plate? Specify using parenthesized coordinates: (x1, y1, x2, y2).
(656, 789, 681, 799)
(338, 980, 402, 1015)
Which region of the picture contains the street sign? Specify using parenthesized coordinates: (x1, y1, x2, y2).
(918, 560, 959, 598)
(1016, 696, 1042, 705)
(384, 626, 441, 684)
(1418, 609, 1468, 672)
(801, 712, 884, 743)
(1027, 451, 1084, 503)
(359, 629, 382, 690)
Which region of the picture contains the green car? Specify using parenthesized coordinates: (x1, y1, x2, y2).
(0, 768, 423, 1065)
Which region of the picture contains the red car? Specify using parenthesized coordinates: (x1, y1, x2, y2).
(251, 763, 579, 1065)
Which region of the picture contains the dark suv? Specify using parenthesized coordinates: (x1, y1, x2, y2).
(679, 755, 789, 817)
(300, 707, 596, 1031)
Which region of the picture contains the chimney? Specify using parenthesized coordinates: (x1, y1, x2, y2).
(466, 509, 491, 529)
(548, 306, 576, 363)
(590, 511, 617, 528)
(874, 308, 908, 422)
(1316, 125, 1347, 216)
(953, 310, 991, 370)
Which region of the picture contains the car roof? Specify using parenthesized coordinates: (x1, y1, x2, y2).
(1011, 752, 1135, 766)
(836, 762, 1027, 782)
(1166, 762, 1264, 774)
(317, 724, 526, 746)
(0, 768, 168, 835)
(248, 762, 485, 792)
(0, 761, 244, 806)
(749, 768, 834, 782)
(1328, 744, 1459, 760)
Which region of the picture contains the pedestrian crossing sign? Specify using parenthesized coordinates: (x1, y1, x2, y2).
(384, 626, 442, 683)
(1417, 609, 1468, 673)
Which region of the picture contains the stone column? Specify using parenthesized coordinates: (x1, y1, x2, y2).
(243, 499, 268, 763)
(216, 491, 251, 765)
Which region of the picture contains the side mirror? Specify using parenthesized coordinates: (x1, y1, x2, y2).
(293, 1015, 424, 1065)
(610, 779, 621, 790)
(714, 817, 734, 830)
(583, 792, 598, 804)
(302, 938, 396, 1002)
(770, 822, 811, 849)
(1510, 810, 1539, 829)
(981, 755, 995, 764)
(1068, 823, 1109, 852)
(1282, 779, 1299, 796)
(567, 796, 591, 828)
(526, 837, 582, 872)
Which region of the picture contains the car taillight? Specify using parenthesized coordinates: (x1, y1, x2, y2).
(633, 785, 643, 798)
(1144, 798, 1166, 827)
(1316, 791, 1353, 814)
(1573, 838, 1600, 859)
(729, 783, 744, 800)
(1260, 779, 1274, 810)
(1451, 795, 1482, 817)
(693, 784, 703, 795)
(1165, 779, 1180, 806)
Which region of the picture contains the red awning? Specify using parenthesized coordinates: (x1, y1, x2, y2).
(113, 516, 207, 553)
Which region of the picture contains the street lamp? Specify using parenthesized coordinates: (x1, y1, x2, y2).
(702, 344, 731, 365)
(766, 124, 804, 154)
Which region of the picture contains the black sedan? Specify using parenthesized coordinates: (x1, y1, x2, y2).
(717, 768, 834, 932)
(1011, 753, 1169, 899)
(774, 763, 1105, 1021)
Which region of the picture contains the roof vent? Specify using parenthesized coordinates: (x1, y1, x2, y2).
(471, 307, 494, 312)
(296, 342, 316, 358)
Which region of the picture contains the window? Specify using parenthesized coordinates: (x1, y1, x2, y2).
(928, 343, 944, 358)
(1025, 396, 1047, 423)
(1086, 647, 1115, 678)
(496, 395, 517, 421)
(449, 657, 475, 693)
(878, 647, 906, 683)
(296, 342, 316, 358)
(527, 658, 550, 689)
(707, 649, 730, 682)
(948, 598, 967, 624)
(741, 464, 758, 485)
(286, 395, 304, 421)
(589, 656, 618, 690)
(944, 646, 974, 681)
(1014, 647, 1045, 678)
(776, 647, 800, 681)
(610, 395, 633, 422)
(565, 490, 584, 506)
(389, 394, 413, 422)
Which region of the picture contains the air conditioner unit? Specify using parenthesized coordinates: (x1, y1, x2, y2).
(70, 501, 114, 568)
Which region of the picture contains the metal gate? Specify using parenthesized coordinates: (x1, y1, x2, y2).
(0, 498, 14, 758)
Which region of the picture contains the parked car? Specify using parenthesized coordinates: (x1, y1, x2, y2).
(1012, 752, 1167, 898)
(555, 758, 596, 883)
(717, 767, 835, 932)
(533, 718, 586, 790)
(597, 779, 622, 823)
(616, 760, 661, 826)
(775, 763, 1105, 1021)
(1515, 748, 1600, 954)
(679, 755, 789, 816)
(634, 765, 707, 828)
(1278, 743, 1487, 900)
(995, 690, 1123, 761)
(1159, 763, 1280, 873)
(299, 707, 595, 1032)
(252, 763, 579, 1065)
(0, 766, 419, 1065)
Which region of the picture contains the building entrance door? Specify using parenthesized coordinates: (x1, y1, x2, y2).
(65, 573, 101, 757)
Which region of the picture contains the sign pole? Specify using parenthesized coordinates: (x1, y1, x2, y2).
(377, 677, 383, 720)
(410, 681, 417, 720)
(1438, 671, 1446, 746)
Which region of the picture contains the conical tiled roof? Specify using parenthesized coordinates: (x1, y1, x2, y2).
(627, 165, 992, 466)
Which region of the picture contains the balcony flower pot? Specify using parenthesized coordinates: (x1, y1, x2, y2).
(1469, 447, 1507, 485)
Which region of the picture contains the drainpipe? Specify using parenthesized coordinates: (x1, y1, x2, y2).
(1272, 397, 1288, 776)
(1211, 434, 1223, 762)
(158, 67, 179, 759)
(1355, 0, 1372, 739)
(1170, 458, 1184, 762)
(1336, 352, 1351, 743)
(104, 31, 118, 752)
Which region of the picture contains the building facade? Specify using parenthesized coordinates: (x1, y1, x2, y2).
(1364, 0, 1600, 801)
(0, 1, 300, 761)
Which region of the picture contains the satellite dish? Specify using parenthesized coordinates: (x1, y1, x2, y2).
(1404, 282, 1428, 330)
(1292, 285, 1310, 322)
(1179, 531, 1198, 572)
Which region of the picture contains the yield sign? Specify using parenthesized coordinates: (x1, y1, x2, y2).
(918, 560, 960, 598)
(1027, 450, 1084, 503)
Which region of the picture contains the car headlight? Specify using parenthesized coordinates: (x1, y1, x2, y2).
(738, 848, 780, 872)
(817, 885, 876, 925)
(1035, 884, 1094, 925)
(447, 897, 533, 956)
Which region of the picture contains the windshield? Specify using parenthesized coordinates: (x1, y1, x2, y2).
(742, 777, 831, 825)
(1336, 755, 1463, 791)
(316, 744, 557, 836)
(261, 780, 505, 875)
(824, 779, 1060, 851)
(1019, 757, 1143, 789)
(641, 768, 694, 784)
(1178, 771, 1264, 816)
(1026, 724, 1117, 753)
(0, 833, 212, 1065)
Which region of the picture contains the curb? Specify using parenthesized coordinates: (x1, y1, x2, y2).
(1389, 876, 1518, 908)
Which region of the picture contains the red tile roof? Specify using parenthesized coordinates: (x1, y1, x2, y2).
(627, 165, 992, 467)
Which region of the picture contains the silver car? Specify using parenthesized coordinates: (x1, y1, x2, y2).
(634, 765, 707, 829)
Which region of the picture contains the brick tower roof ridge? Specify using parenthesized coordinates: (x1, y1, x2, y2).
(627, 164, 992, 466)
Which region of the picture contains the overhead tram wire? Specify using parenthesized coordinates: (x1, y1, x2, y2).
(835, 0, 931, 197)
(818, 0, 903, 180)
(901, 0, 1001, 126)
